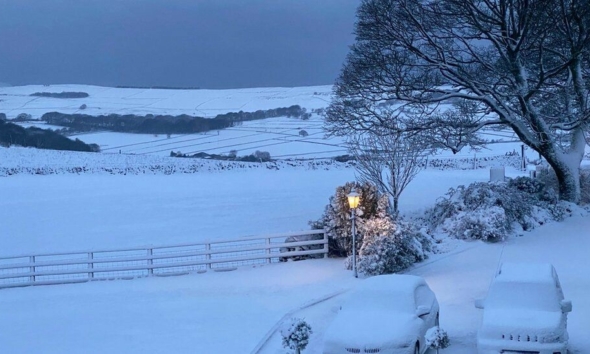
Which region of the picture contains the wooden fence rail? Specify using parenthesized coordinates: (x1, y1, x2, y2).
(0, 230, 327, 289)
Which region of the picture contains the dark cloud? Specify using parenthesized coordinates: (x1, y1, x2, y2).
(0, 0, 359, 88)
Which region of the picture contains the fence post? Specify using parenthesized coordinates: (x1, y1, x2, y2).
(29, 256, 36, 283)
(266, 238, 271, 264)
(147, 249, 154, 275)
(88, 252, 94, 279)
(323, 231, 328, 258)
(206, 244, 212, 269)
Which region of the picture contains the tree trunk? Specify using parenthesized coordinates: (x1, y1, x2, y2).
(541, 149, 582, 203)
(551, 161, 580, 203)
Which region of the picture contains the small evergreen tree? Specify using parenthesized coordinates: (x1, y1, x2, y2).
(312, 182, 380, 257)
(281, 318, 312, 354)
(425, 326, 450, 354)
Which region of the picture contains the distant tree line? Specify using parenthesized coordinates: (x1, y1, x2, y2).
(30, 92, 89, 99)
(116, 85, 202, 90)
(0, 120, 99, 152)
(171, 150, 272, 162)
(40, 105, 307, 134)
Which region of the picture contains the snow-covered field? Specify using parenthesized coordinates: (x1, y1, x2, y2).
(2, 147, 588, 353)
(0, 84, 333, 118)
(2, 84, 534, 159)
(74, 115, 348, 158)
(1, 84, 590, 354)
(0, 152, 529, 255)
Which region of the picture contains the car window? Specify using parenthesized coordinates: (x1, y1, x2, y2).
(414, 285, 434, 308)
(487, 281, 560, 311)
(345, 289, 414, 313)
(553, 270, 565, 299)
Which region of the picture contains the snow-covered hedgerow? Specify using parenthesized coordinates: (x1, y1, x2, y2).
(426, 177, 572, 241)
(0, 146, 354, 177)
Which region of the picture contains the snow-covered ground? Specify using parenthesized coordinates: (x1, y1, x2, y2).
(2, 83, 535, 160)
(0, 84, 333, 118)
(73, 115, 348, 158)
(2, 145, 587, 353)
(1, 84, 590, 353)
(0, 216, 588, 354)
(0, 157, 529, 255)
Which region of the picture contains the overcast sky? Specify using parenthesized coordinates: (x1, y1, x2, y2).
(0, 0, 359, 89)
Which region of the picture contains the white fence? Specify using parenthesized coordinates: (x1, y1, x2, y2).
(0, 230, 327, 289)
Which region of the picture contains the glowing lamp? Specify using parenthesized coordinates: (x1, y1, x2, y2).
(347, 192, 360, 209)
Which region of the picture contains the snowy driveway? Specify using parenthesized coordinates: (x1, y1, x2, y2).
(258, 215, 590, 354)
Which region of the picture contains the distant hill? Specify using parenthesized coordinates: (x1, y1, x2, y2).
(0, 84, 332, 119)
(0, 120, 99, 152)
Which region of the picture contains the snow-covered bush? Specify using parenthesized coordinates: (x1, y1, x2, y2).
(425, 326, 450, 353)
(313, 182, 431, 274)
(507, 176, 557, 203)
(310, 182, 381, 257)
(254, 150, 271, 162)
(356, 218, 429, 275)
(426, 177, 570, 241)
(452, 206, 509, 241)
(281, 318, 312, 354)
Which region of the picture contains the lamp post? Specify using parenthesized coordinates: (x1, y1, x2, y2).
(347, 191, 360, 278)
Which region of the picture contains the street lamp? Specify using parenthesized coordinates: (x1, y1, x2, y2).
(347, 191, 360, 278)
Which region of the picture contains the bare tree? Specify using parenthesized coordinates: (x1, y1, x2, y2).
(350, 132, 427, 215)
(326, 0, 590, 202)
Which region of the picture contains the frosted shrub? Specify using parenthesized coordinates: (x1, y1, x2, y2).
(253, 150, 271, 162)
(425, 326, 450, 353)
(453, 206, 509, 241)
(357, 218, 429, 275)
(507, 176, 556, 203)
(427, 177, 570, 241)
(310, 182, 381, 257)
(281, 318, 312, 354)
(313, 182, 431, 274)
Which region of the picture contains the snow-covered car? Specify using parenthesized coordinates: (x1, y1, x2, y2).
(475, 262, 572, 354)
(323, 274, 440, 354)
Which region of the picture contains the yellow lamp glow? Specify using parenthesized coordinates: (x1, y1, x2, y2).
(347, 192, 360, 209)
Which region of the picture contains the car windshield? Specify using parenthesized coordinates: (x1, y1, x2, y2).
(344, 289, 415, 313)
(487, 281, 560, 311)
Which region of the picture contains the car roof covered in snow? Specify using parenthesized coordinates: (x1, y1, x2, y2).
(343, 275, 428, 313)
(496, 262, 556, 284)
(355, 274, 427, 294)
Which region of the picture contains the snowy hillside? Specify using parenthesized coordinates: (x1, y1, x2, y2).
(1, 84, 564, 160)
(2, 84, 590, 354)
(0, 84, 333, 118)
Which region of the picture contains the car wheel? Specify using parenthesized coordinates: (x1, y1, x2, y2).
(414, 342, 420, 354)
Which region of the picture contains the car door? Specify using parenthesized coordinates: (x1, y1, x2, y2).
(414, 285, 437, 352)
